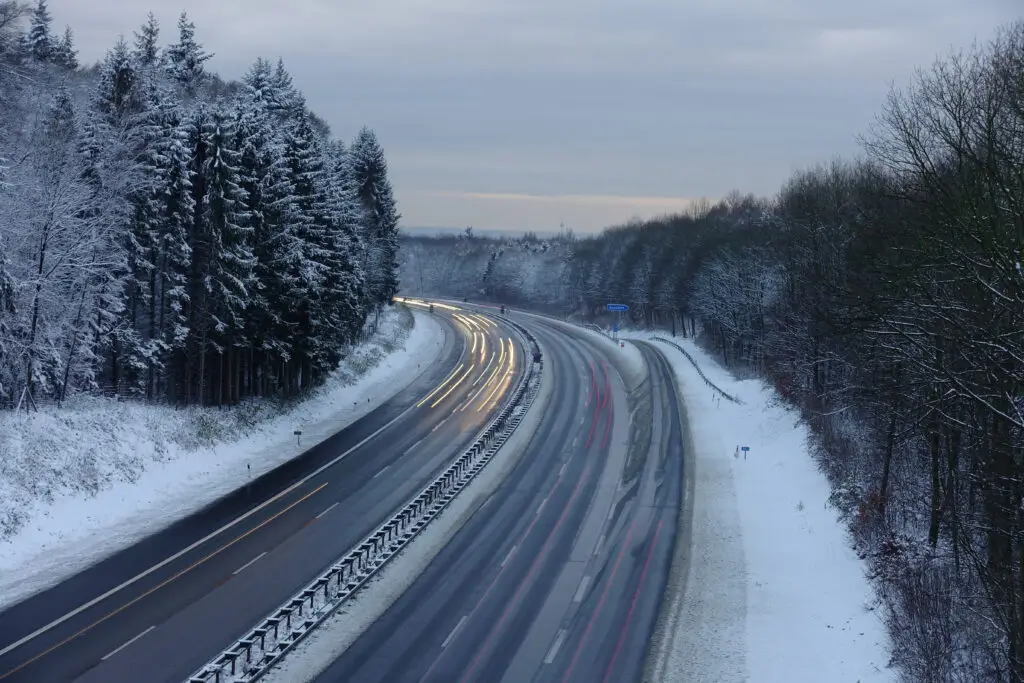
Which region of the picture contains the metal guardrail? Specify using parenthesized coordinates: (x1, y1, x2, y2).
(650, 336, 742, 404)
(185, 321, 543, 683)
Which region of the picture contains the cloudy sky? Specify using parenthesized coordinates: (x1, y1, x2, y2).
(54, 0, 1020, 233)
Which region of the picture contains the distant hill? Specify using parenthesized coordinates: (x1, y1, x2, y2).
(400, 226, 558, 239)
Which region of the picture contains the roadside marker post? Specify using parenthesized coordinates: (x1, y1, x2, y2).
(606, 304, 628, 341)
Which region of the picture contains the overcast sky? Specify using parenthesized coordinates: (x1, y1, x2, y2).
(53, 0, 1021, 233)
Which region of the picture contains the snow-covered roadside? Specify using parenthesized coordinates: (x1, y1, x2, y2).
(261, 337, 554, 683)
(0, 308, 445, 610)
(623, 331, 895, 683)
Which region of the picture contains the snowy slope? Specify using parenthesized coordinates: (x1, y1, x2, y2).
(625, 332, 895, 683)
(0, 308, 444, 610)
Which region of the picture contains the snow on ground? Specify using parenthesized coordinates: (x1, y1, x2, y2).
(0, 308, 445, 611)
(261, 336, 555, 683)
(622, 331, 895, 683)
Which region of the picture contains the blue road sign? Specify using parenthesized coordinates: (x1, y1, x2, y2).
(612, 323, 619, 332)
(607, 303, 629, 311)
(741, 446, 750, 452)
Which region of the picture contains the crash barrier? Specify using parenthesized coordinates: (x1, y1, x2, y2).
(185, 320, 543, 683)
(651, 336, 742, 405)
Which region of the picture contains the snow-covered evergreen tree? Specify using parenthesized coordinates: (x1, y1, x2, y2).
(23, 0, 53, 62)
(166, 12, 211, 93)
(133, 12, 160, 68)
(271, 58, 303, 120)
(232, 97, 303, 394)
(350, 126, 400, 309)
(52, 25, 76, 70)
(94, 38, 140, 121)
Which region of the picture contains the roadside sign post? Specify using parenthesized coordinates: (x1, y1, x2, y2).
(741, 445, 750, 460)
(606, 304, 628, 341)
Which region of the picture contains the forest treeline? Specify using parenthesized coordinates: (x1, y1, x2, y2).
(0, 1, 400, 409)
(401, 23, 1024, 682)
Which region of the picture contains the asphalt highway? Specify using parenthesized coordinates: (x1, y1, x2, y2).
(311, 318, 685, 683)
(0, 304, 526, 683)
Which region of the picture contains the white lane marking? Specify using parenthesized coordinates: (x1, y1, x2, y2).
(233, 551, 267, 575)
(373, 464, 390, 479)
(594, 534, 605, 556)
(573, 575, 591, 602)
(0, 343, 472, 658)
(607, 506, 615, 521)
(500, 545, 517, 567)
(442, 615, 468, 648)
(580, 416, 585, 425)
(315, 502, 339, 519)
(101, 625, 155, 661)
(536, 496, 548, 516)
(405, 437, 424, 454)
(431, 418, 448, 433)
(558, 462, 568, 477)
(572, 436, 578, 447)
(544, 628, 567, 664)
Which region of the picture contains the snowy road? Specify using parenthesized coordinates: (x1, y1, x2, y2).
(304, 315, 686, 683)
(0, 307, 527, 683)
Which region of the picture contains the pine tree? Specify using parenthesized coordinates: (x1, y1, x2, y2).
(166, 12, 212, 93)
(181, 104, 253, 404)
(232, 100, 303, 395)
(133, 12, 160, 68)
(23, 0, 53, 62)
(52, 26, 77, 70)
(94, 38, 140, 121)
(242, 57, 274, 109)
(350, 126, 400, 310)
(282, 111, 326, 389)
(326, 138, 369, 328)
(271, 58, 303, 119)
(151, 98, 194, 402)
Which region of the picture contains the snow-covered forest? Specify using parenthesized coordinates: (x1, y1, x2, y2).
(402, 22, 1024, 683)
(0, 1, 400, 410)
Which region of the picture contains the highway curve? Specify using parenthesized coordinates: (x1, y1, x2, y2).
(0, 304, 527, 683)
(310, 316, 686, 683)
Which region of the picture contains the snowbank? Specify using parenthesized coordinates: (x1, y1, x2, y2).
(0, 307, 445, 610)
(625, 331, 895, 683)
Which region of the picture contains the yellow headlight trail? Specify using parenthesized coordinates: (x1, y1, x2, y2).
(393, 297, 461, 311)
(430, 363, 475, 408)
(478, 337, 516, 412)
(462, 340, 506, 412)
(430, 301, 461, 311)
(471, 349, 497, 388)
(454, 313, 484, 332)
(415, 363, 464, 408)
(482, 339, 516, 413)
(473, 314, 496, 328)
